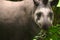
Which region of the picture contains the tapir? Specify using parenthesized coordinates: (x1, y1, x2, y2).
(0, 0, 59, 40)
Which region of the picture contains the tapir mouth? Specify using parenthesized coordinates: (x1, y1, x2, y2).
(42, 24, 51, 30)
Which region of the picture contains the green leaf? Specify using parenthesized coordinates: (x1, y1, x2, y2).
(57, 0, 60, 7)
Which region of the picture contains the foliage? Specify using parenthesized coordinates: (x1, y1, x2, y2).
(33, 24, 60, 40)
(57, 0, 60, 7)
(45, 24, 60, 40)
(53, 7, 60, 25)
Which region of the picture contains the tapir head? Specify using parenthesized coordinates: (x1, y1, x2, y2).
(33, 0, 59, 30)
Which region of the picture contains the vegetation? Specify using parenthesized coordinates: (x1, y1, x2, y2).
(45, 24, 60, 40)
(33, 24, 60, 40)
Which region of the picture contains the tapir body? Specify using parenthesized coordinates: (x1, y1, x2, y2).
(0, 0, 59, 40)
(0, 0, 38, 40)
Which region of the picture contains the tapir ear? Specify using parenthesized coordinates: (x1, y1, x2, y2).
(50, 0, 59, 6)
(33, 0, 39, 6)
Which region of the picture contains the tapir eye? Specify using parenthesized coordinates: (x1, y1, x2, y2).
(36, 12, 42, 20)
(36, 12, 42, 17)
(48, 12, 53, 20)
